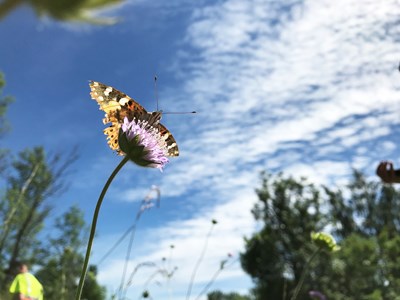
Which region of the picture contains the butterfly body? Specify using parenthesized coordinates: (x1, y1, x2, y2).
(89, 81, 179, 156)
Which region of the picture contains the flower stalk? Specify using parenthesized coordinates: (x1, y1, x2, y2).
(186, 220, 218, 300)
(289, 247, 321, 300)
(290, 232, 340, 300)
(75, 156, 130, 300)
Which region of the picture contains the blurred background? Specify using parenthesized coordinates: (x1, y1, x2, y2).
(0, 0, 400, 299)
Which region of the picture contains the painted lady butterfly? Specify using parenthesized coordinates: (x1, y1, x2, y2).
(89, 81, 179, 156)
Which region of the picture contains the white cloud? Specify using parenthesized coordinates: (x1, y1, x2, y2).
(95, 0, 400, 298)
(97, 188, 257, 299)
(284, 160, 351, 186)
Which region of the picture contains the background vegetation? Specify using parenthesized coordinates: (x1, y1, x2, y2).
(209, 171, 400, 299)
(0, 73, 105, 299)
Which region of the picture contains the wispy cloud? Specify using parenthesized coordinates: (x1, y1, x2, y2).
(142, 0, 400, 201)
(97, 189, 256, 299)
(96, 0, 400, 298)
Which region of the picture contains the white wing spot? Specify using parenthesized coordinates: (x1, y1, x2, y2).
(119, 97, 129, 105)
(104, 87, 113, 96)
(98, 96, 104, 101)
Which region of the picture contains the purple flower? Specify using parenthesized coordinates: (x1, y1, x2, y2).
(309, 290, 327, 300)
(119, 117, 169, 170)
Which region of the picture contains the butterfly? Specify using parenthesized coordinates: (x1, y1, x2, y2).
(89, 81, 179, 156)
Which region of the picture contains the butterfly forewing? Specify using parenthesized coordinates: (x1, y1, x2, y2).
(89, 80, 179, 156)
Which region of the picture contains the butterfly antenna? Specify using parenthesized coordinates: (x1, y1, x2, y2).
(163, 111, 197, 114)
(153, 75, 197, 115)
(154, 75, 159, 112)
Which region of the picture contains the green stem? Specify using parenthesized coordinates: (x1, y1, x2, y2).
(290, 247, 321, 300)
(75, 156, 130, 300)
(186, 222, 216, 300)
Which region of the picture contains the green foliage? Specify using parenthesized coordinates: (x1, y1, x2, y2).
(0, 72, 13, 136)
(0, 72, 13, 174)
(0, 72, 103, 299)
(0, 148, 66, 277)
(207, 290, 253, 300)
(0, 146, 78, 294)
(0, 0, 122, 24)
(81, 266, 107, 300)
(36, 206, 84, 299)
(326, 170, 400, 238)
(240, 171, 400, 300)
(321, 234, 380, 300)
(241, 172, 328, 299)
(36, 206, 105, 300)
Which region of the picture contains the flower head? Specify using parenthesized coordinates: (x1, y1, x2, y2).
(311, 231, 340, 252)
(141, 290, 150, 298)
(119, 117, 169, 170)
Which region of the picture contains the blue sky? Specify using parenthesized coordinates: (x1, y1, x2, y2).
(1, 0, 400, 299)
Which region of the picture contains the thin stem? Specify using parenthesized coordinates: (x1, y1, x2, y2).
(194, 268, 221, 300)
(119, 187, 160, 299)
(186, 222, 216, 300)
(282, 277, 287, 300)
(97, 223, 135, 266)
(194, 258, 237, 300)
(75, 156, 130, 300)
(167, 246, 175, 300)
(143, 268, 168, 288)
(119, 214, 140, 300)
(98, 186, 160, 266)
(290, 247, 321, 300)
(125, 262, 157, 289)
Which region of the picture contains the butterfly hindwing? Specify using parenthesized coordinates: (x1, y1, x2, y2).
(158, 123, 179, 157)
(89, 80, 179, 156)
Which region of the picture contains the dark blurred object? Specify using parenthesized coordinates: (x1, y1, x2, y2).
(0, 0, 122, 24)
(376, 161, 400, 184)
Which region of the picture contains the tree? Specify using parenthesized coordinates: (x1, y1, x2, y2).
(241, 172, 328, 299)
(0, 146, 76, 286)
(36, 206, 105, 300)
(0, 72, 13, 136)
(326, 171, 400, 239)
(36, 206, 86, 300)
(208, 290, 252, 300)
(320, 173, 400, 300)
(240, 171, 400, 300)
(0, 72, 13, 174)
(81, 265, 106, 300)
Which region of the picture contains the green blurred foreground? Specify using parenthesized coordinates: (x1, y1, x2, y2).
(0, 0, 122, 24)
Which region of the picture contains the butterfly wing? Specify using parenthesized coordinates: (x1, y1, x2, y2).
(158, 123, 179, 157)
(90, 81, 179, 157)
(90, 81, 149, 153)
(90, 80, 148, 122)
